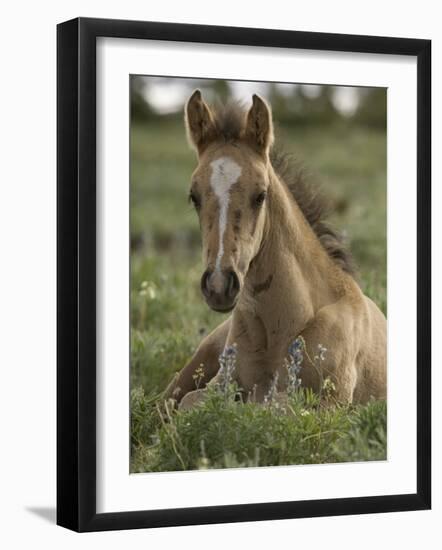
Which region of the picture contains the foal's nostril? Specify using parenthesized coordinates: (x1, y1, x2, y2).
(225, 269, 240, 299)
(201, 268, 240, 306)
(201, 269, 212, 298)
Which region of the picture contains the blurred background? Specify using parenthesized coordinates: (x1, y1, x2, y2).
(130, 77, 386, 397)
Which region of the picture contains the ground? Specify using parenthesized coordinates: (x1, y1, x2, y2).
(130, 117, 387, 473)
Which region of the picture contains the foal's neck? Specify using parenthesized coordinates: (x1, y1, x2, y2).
(237, 168, 343, 346)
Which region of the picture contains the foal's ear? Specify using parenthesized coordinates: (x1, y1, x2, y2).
(185, 90, 217, 154)
(244, 94, 274, 156)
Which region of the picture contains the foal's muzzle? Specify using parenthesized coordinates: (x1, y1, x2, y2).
(201, 268, 240, 312)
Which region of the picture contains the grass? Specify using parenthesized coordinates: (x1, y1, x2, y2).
(130, 115, 387, 473)
(130, 383, 387, 472)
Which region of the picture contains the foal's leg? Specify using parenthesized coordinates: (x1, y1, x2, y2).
(299, 299, 360, 403)
(163, 318, 231, 404)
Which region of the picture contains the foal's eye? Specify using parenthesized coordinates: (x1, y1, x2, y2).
(189, 191, 201, 210)
(253, 191, 267, 208)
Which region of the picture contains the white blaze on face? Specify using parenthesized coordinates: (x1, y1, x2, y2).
(210, 157, 242, 271)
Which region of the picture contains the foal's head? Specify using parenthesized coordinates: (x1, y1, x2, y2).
(185, 90, 274, 312)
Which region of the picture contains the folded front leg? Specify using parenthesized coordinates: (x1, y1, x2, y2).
(163, 318, 231, 403)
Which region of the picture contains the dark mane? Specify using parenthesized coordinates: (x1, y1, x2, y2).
(212, 101, 356, 277)
(270, 149, 356, 276)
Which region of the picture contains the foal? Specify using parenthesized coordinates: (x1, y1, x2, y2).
(165, 90, 386, 407)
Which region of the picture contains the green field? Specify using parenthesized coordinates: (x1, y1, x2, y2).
(130, 116, 387, 473)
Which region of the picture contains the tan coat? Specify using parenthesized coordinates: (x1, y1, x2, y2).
(165, 91, 386, 408)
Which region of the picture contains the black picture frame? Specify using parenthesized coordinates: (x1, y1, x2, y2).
(57, 17, 431, 532)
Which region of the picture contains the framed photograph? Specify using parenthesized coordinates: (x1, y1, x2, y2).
(57, 17, 431, 532)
